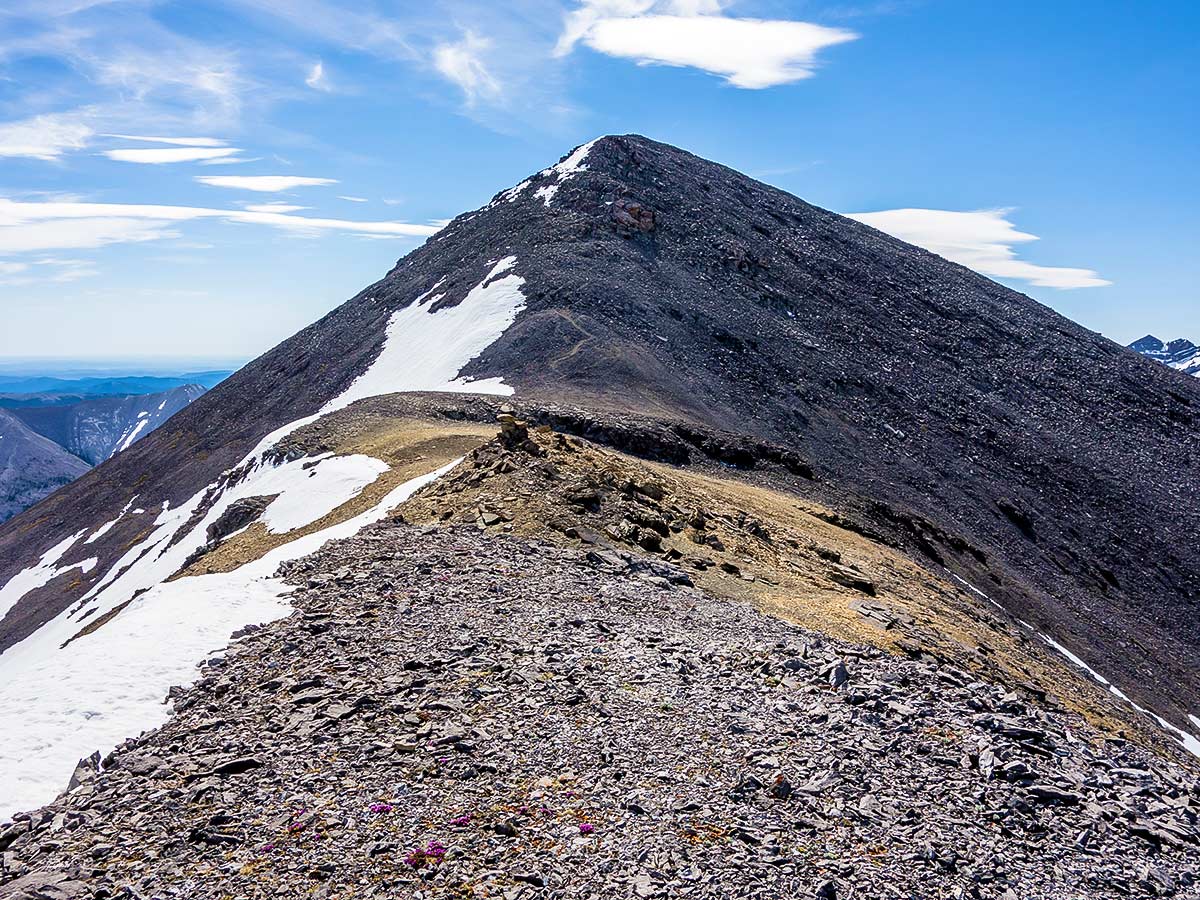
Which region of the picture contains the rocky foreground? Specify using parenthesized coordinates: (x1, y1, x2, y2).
(2, 524, 1198, 899)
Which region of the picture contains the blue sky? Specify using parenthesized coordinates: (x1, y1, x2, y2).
(0, 0, 1195, 363)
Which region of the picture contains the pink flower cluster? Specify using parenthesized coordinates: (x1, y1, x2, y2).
(405, 840, 448, 869)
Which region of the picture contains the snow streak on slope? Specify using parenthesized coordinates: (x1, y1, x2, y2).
(0, 460, 460, 819)
(0, 532, 91, 621)
(112, 413, 150, 456)
(945, 568, 1200, 760)
(1035, 630, 1200, 759)
(85, 499, 137, 545)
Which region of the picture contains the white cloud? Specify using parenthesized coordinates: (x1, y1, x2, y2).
(198, 155, 260, 166)
(93, 46, 244, 122)
(103, 147, 243, 164)
(0, 113, 94, 161)
(434, 30, 502, 104)
(0, 198, 439, 254)
(194, 175, 338, 192)
(243, 202, 308, 213)
(847, 208, 1110, 290)
(101, 135, 228, 147)
(0, 257, 98, 285)
(338, 195, 368, 202)
(305, 60, 332, 91)
(556, 1, 856, 88)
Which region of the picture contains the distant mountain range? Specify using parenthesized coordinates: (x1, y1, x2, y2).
(0, 379, 219, 522)
(0, 410, 90, 523)
(1129, 335, 1200, 376)
(0, 371, 229, 404)
(9, 384, 207, 466)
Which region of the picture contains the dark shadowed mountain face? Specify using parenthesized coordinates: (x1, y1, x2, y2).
(11, 384, 207, 466)
(0, 134, 1197, 741)
(1130, 335, 1200, 377)
(0, 410, 90, 522)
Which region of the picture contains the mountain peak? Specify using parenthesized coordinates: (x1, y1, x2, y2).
(1130, 332, 1200, 375)
(2, 136, 1200, 834)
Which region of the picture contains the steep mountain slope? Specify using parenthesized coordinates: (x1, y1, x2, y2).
(10, 384, 207, 465)
(0, 135, 1198, 833)
(1130, 335, 1200, 377)
(0, 411, 90, 522)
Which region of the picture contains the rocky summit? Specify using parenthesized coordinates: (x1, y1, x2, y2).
(0, 136, 1198, 898)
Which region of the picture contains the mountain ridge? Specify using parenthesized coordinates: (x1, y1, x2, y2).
(1129, 334, 1200, 377)
(10, 383, 208, 466)
(0, 135, 1198, 830)
(0, 411, 91, 523)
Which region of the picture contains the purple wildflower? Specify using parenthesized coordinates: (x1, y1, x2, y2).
(449, 814, 472, 827)
(370, 802, 394, 814)
(405, 839, 448, 869)
(578, 823, 596, 835)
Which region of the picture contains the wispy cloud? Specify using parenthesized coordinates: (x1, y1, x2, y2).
(101, 135, 229, 147)
(338, 195, 368, 203)
(0, 3, 251, 140)
(194, 175, 338, 192)
(848, 208, 1110, 290)
(103, 147, 243, 164)
(243, 202, 308, 213)
(0, 198, 440, 253)
(556, 0, 857, 88)
(434, 30, 502, 105)
(0, 112, 94, 160)
(305, 60, 332, 91)
(0, 256, 99, 285)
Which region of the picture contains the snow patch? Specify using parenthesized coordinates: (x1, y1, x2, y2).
(532, 138, 600, 207)
(495, 179, 531, 205)
(328, 255, 525, 406)
(258, 454, 388, 534)
(85, 499, 137, 545)
(542, 138, 599, 180)
(1, 252, 527, 818)
(0, 531, 87, 622)
(0, 459, 461, 820)
(112, 417, 151, 456)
